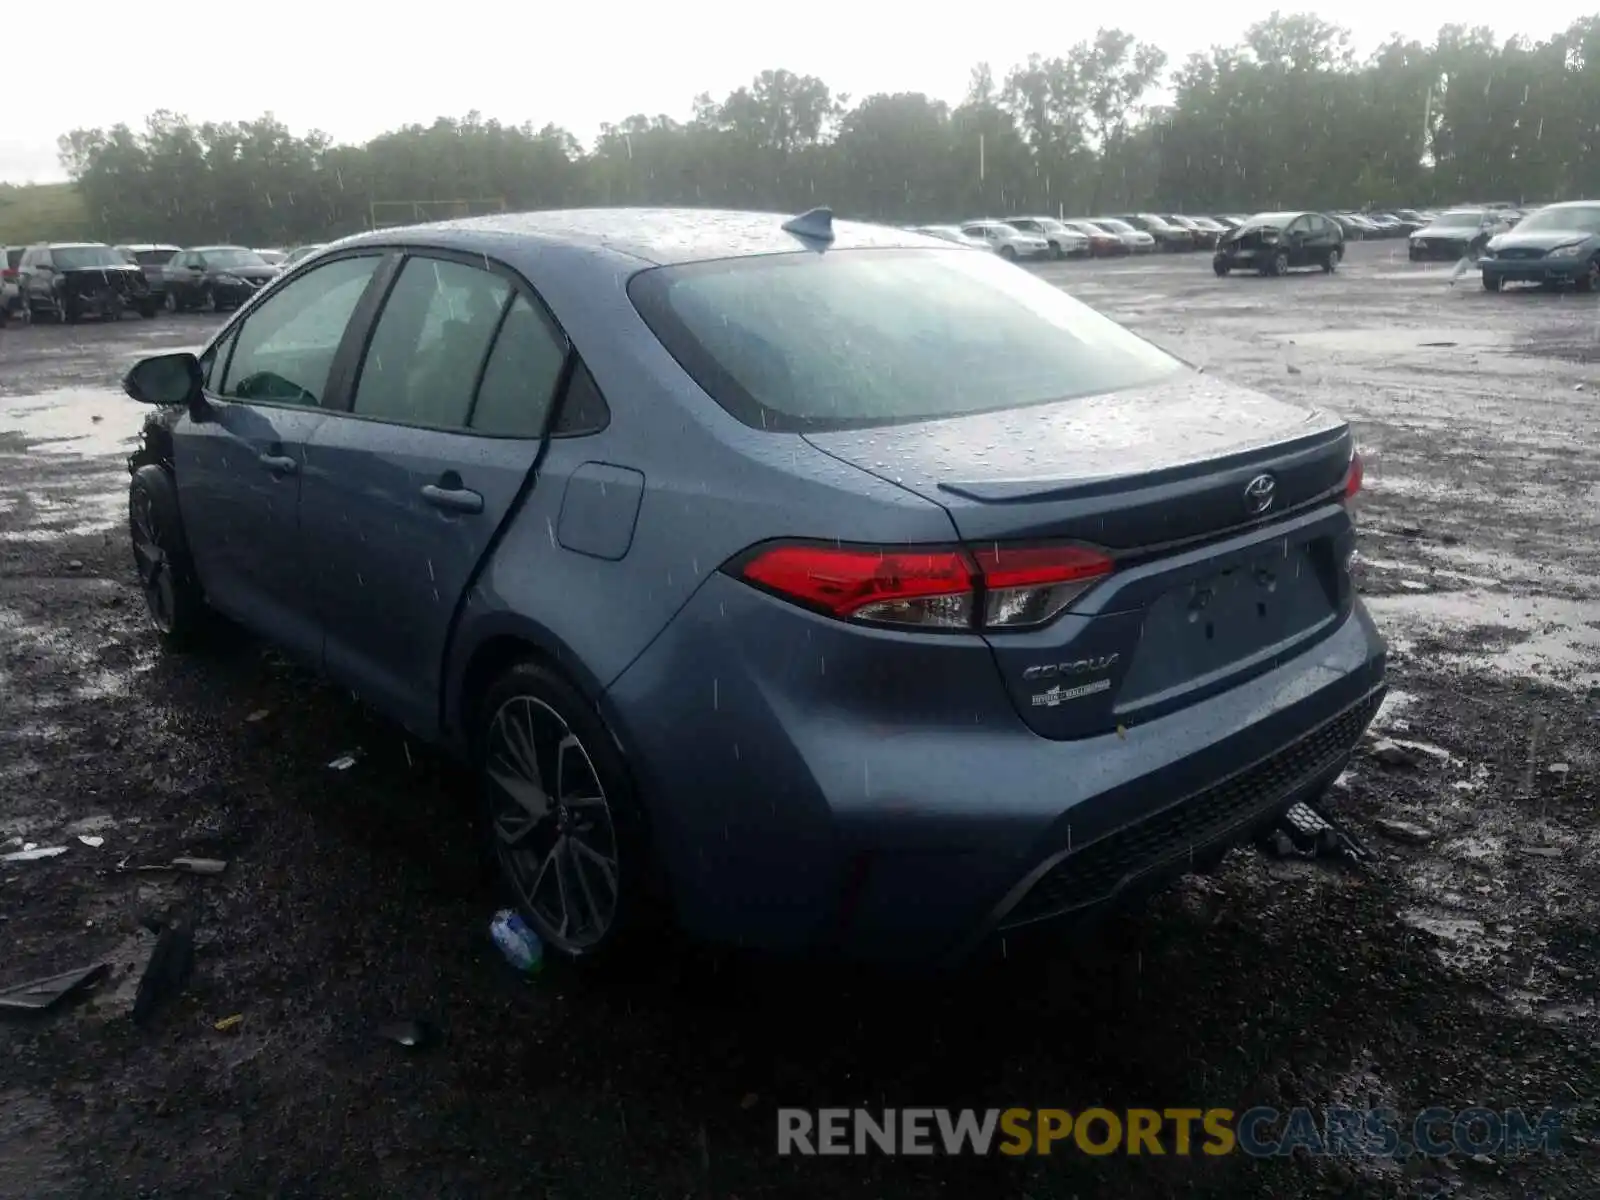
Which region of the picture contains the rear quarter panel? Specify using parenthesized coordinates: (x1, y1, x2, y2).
(441, 241, 959, 742)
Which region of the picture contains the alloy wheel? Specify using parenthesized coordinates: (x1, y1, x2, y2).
(165, 290, 177, 312)
(485, 695, 620, 954)
(129, 489, 176, 633)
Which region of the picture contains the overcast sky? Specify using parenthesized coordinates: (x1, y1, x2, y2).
(2, 0, 1590, 184)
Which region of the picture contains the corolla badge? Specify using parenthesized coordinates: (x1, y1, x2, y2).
(1243, 473, 1277, 516)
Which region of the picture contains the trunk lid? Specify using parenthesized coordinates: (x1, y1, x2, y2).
(804, 373, 1357, 739)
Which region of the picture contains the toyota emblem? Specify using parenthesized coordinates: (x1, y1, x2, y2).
(1243, 473, 1277, 516)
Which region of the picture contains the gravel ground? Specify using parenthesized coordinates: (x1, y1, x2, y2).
(1, 240, 1596, 1199)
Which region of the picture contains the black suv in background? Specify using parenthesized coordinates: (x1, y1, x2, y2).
(17, 242, 157, 321)
(1214, 211, 1346, 276)
(161, 246, 280, 312)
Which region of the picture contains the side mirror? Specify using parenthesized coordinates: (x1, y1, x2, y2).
(124, 352, 202, 408)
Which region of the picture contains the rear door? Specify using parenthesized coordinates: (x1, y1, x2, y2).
(1284, 215, 1314, 266)
(299, 250, 569, 736)
(171, 252, 388, 662)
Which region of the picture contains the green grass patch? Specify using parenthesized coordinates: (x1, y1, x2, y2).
(0, 183, 90, 244)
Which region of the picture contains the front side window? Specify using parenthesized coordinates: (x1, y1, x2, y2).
(631, 247, 1185, 434)
(218, 254, 381, 406)
(351, 256, 511, 429)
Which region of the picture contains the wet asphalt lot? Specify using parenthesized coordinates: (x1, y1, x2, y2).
(1, 239, 1597, 1198)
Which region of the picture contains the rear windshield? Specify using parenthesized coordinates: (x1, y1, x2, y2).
(135, 249, 176, 266)
(1434, 210, 1487, 227)
(628, 248, 1185, 433)
(6, 248, 22, 268)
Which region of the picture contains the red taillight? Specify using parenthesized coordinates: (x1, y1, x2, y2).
(733, 541, 1115, 631)
(1341, 449, 1364, 502)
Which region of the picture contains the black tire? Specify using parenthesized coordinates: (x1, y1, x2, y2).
(138, 300, 159, 319)
(474, 660, 657, 965)
(1323, 247, 1341, 273)
(1213, 260, 1230, 277)
(999, 245, 1017, 262)
(58, 292, 77, 324)
(1268, 250, 1289, 277)
(1050, 242, 1065, 261)
(1482, 274, 1502, 293)
(1576, 258, 1599, 294)
(129, 465, 207, 650)
(164, 290, 182, 314)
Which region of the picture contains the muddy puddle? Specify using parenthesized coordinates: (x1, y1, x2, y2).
(0, 388, 144, 459)
(1364, 589, 1600, 689)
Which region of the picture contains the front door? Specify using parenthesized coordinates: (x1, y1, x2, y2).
(171, 253, 387, 663)
(300, 253, 569, 735)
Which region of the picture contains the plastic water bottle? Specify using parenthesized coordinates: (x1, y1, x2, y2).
(490, 909, 544, 976)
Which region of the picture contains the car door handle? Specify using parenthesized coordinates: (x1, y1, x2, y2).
(421, 484, 483, 514)
(258, 453, 298, 476)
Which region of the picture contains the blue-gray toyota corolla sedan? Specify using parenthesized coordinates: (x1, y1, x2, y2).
(121, 207, 1386, 966)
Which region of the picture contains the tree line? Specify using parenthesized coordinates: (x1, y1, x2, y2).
(52, 13, 1600, 247)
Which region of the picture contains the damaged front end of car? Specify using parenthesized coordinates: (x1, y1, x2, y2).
(60, 267, 154, 319)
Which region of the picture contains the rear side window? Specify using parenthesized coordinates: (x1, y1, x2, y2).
(629, 248, 1184, 433)
(7, 248, 24, 268)
(469, 295, 567, 437)
(352, 256, 511, 429)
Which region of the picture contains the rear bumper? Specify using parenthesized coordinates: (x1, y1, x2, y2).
(604, 573, 1387, 965)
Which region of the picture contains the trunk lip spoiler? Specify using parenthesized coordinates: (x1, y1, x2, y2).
(934, 421, 1349, 503)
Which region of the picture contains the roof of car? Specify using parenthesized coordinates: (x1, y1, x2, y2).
(191, 245, 252, 253)
(339, 208, 940, 267)
(118, 243, 180, 251)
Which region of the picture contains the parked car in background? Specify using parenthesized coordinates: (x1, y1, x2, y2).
(1089, 217, 1156, 254)
(1184, 216, 1230, 244)
(1479, 200, 1600, 292)
(162, 246, 281, 312)
(17, 242, 158, 321)
(117, 206, 1383, 966)
(1325, 213, 1366, 240)
(115, 244, 182, 302)
(1061, 220, 1127, 256)
(281, 244, 327, 268)
(910, 225, 992, 250)
(1005, 217, 1089, 259)
(960, 219, 1051, 261)
(1114, 214, 1193, 252)
(1408, 209, 1513, 261)
(255, 248, 288, 266)
(1165, 215, 1218, 249)
(1214, 211, 1345, 276)
(1, 247, 22, 321)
